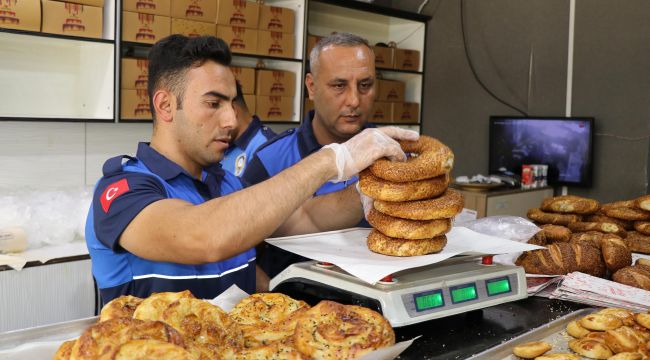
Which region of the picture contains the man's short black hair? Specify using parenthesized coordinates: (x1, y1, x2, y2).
(147, 35, 232, 117)
(233, 80, 248, 111)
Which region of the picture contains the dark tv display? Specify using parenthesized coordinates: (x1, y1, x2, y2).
(489, 116, 594, 187)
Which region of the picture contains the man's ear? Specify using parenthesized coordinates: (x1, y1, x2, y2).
(152, 90, 174, 123)
(305, 73, 316, 101)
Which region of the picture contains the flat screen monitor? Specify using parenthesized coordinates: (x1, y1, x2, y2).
(489, 116, 594, 187)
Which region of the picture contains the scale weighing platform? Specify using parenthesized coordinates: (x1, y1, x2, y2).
(270, 257, 527, 327)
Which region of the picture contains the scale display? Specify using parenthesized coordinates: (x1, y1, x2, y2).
(450, 283, 478, 303)
(486, 277, 511, 296)
(414, 290, 444, 312)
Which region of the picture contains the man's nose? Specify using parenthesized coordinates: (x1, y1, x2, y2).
(346, 87, 360, 108)
(223, 103, 237, 129)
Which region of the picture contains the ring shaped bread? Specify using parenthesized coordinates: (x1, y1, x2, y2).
(527, 208, 581, 226)
(132, 290, 194, 322)
(635, 195, 650, 211)
(99, 295, 144, 322)
(605, 206, 650, 221)
(634, 221, 650, 235)
(292, 300, 395, 359)
(367, 229, 447, 256)
(161, 297, 243, 350)
(367, 208, 451, 239)
(369, 135, 454, 182)
(230, 293, 310, 347)
(359, 169, 449, 202)
(373, 189, 464, 221)
(70, 318, 186, 360)
(112, 339, 194, 360)
(567, 221, 627, 238)
(511, 341, 552, 358)
(540, 195, 600, 215)
(539, 224, 572, 243)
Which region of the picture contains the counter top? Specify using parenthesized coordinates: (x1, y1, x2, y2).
(395, 296, 584, 359)
(0, 242, 89, 271)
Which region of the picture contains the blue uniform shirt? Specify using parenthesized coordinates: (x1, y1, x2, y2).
(242, 111, 372, 278)
(221, 116, 276, 177)
(86, 142, 256, 304)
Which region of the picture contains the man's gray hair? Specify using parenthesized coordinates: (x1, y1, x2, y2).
(309, 32, 372, 75)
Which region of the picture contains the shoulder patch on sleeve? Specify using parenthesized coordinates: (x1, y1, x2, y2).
(100, 178, 130, 213)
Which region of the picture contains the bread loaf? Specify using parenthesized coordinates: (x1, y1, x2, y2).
(601, 235, 632, 272)
(601, 200, 636, 212)
(567, 221, 627, 238)
(635, 195, 650, 211)
(515, 243, 605, 277)
(585, 214, 634, 231)
(540, 195, 600, 215)
(634, 221, 650, 236)
(527, 231, 547, 246)
(623, 231, 650, 254)
(540, 224, 571, 243)
(612, 265, 650, 291)
(527, 208, 581, 226)
(570, 231, 605, 249)
(605, 206, 650, 221)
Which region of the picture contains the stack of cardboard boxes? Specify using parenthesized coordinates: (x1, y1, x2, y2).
(1, 0, 103, 38)
(120, 57, 152, 120)
(255, 68, 294, 122)
(372, 79, 419, 124)
(122, 0, 171, 44)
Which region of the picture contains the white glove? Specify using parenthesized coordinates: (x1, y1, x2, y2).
(355, 182, 374, 219)
(323, 127, 420, 183)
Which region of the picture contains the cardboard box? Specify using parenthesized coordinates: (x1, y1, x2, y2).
(121, 58, 149, 90)
(231, 66, 255, 94)
(216, 25, 257, 55)
(373, 46, 394, 69)
(257, 30, 294, 58)
(306, 35, 321, 58)
(255, 69, 295, 97)
(121, 89, 152, 120)
(171, 18, 215, 37)
(370, 101, 392, 123)
(392, 102, 420, 124)
(303, 98, 314, 117)
(216, 0, 258, 29)
(256, 96, 292, 122)
(243, 94, 255, 115)
(394, 48, 420, 71)
(0, 0, 41, 32)
(42, 0, 103, 38)
(63, 0, 104, 7)
(122, 11, 170, 44)
(258, 4, 294, 33)
(171, 0, 216, 23)
(123, 0, 170, 16)
(377, 79, 405, 102)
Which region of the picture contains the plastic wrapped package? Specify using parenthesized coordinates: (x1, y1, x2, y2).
(0, 188, 92, 250)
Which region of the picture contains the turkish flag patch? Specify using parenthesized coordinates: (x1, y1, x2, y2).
(100, 178, 130, 213)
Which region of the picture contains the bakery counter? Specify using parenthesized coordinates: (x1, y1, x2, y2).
(395, 296, 584, 359)
(453, 185, 554, 218)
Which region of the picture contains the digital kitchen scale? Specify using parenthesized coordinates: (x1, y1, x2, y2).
(270, 258, 527, 327)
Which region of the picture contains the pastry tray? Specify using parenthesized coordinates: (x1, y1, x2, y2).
(0, 316, 97, 352)
(467, 308, 597, 360)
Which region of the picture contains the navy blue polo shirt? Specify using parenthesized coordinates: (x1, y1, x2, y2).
(85, 142, 256, 304)
(242, 111, 372, 278)
(221, 116, 276, 177)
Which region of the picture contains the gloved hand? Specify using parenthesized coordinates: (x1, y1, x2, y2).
(355, 181, 374, 219)
(323, 127, 419, 183)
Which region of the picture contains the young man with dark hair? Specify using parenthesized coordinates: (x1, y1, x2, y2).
(85, 35, 417, 303)
(242, 32, 380, 282)
(220, 81, 276, 177)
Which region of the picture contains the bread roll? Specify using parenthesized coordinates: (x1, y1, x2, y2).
(568, 338, 613, 359)
(634, 313, 650, 329)
(540, 195, 600, 215)
(607, 352, 644, 360)
(99, 295, 143, 322)
(567, 221, 627, 238)
(533, 354, 580, 360)
(540, 224, 571, 243)
(601, 236, 632, 272)
(596, 308, 636, 327)
(635, 195, 650, 211)
(579, 313, 623, 331)
(612, 265, 650, 291)
(527, 231, 547, 246)
(566, 320, 591, 338)
(132, 290, 194, 322)
(603, 326, 641, 353)
(622, 232, 650, 254)
(634, 221, 650, 235)
(605, 206, 650, 221)
(511, 341, 551, 358)
(585, 214, 634, 231)
(527, 208, 581, 226)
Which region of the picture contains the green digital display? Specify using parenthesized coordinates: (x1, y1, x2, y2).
(414, 291, 444, 311)
(486, 277, 512, 296)
(451, 283, 478, 303)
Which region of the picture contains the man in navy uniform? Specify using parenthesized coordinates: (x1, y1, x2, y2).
(220, 81, 276, 177)
(85, 35, 417, 304)
(243, 32, 379, 283)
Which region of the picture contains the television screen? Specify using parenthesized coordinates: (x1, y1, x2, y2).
(489, 116, 594, 187)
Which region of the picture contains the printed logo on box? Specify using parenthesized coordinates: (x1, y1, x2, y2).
(0, 0, 20, 25)
(63, 3, 86, 33)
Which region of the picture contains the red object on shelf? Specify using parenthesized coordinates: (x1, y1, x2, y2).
(481, 255, 493, 265)
(380, 274, 393, 283)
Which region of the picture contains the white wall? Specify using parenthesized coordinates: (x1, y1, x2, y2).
(0, 122, 152, 190)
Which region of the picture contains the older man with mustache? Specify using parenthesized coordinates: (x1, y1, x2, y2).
(242, 32, 381, 288)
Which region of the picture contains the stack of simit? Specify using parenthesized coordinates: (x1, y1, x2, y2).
(359, 135, 463, 256)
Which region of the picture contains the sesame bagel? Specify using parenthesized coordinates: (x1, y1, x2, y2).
(373, 189, 464, 220)
(367, 229, 447, 256)
(359, 169, 449, 202)
(369, 135, 454, 182)
(367, 207, 451, 239)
